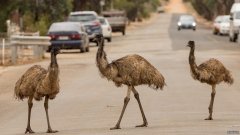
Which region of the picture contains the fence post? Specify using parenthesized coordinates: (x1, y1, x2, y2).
(2, 38, 5, 65)
(10, 37, 17, 64)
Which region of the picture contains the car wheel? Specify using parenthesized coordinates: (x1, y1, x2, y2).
(233, 33, 238, 42)
(178, 27, 181, 31)
(107, 37, 112, 42)
(80, 47, 86, 53)
(122, 30, 125, 35)
(46, 46, 51, 52)
(86, 46, 89, 52)
(95, 41, 98, 46)
(193, 28, 196, 31)
(213, 29, 218, 35)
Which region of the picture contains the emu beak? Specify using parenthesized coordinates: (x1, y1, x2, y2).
(186, 44, 190, 47)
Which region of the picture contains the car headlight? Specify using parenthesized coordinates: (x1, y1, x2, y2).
(178, 22, 181, 26)
(192, 22, 196, 26)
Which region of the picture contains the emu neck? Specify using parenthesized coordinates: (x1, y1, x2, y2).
(189, 46, 198, 73)
(49, 53, 59, 83)
(96, 40, 109, 76)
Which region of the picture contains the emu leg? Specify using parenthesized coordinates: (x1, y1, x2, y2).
(205, 85, 216, 120)
(110, 88, 131, 130)
(25, 96, 35, 134)
(132, 88, 148, 127)
(44, 96, 58, 133)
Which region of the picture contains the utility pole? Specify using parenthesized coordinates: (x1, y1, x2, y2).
(100, 0, 105, 15)
(111, 0, 114, 10)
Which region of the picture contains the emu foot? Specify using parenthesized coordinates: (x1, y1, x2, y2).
(110, 125, 121, 130)
(46, 129, 58, 133)
(25, 127, 35, 134)
(204, 117, 213, 120)
(136, 122, 148, 128)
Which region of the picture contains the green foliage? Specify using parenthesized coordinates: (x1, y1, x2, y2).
(113, 0, 160, 21)
(190, 0, 234, 20)
(0, 0, 73, 35)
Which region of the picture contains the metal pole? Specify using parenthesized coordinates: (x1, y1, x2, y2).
(2, 38, 5, 65)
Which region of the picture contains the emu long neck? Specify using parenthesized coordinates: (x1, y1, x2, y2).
(96, 39, 110, 77)
(189, 47, 198, 75)
(48, 53, 59, 83)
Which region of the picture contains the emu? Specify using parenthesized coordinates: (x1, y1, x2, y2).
(14, 47, 60, 133)
(96, 34, 166, 130)
(187, 41, 233, 120)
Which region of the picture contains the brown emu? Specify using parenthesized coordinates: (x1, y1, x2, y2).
(14, 47, 60, 133)
(187, 41, 234, 120)
(96, 35, 166, 130)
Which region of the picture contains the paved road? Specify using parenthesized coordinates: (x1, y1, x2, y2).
(0, 13, 240, 135)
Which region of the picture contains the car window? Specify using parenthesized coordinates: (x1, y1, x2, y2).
(99, 18, 107, 25)
(180, 16, 194, 21)
(222, 16, 230, 22)
(215, 16, 222, 23)
(235, 12, 240, 19)
(68, 14, 96, 22)
(48, 23, 81, 32)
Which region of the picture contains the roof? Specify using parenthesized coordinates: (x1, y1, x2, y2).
(70, 11, 98, 16)
(102, 10, 125, 15)
(231, 3, 240, 13)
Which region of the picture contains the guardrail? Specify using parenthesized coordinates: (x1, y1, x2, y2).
(10, 35, 50, 64)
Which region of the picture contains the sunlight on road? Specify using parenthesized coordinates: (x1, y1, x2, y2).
(165, 0, 187, 13)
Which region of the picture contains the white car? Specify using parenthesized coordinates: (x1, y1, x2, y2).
(213, 15, 230, 35)
(98, 17, 112, 42)
(219, 15, 230, 35)
(229, 3, 240, 42)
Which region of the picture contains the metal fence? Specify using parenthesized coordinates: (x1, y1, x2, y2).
(0, 32, 50, 65)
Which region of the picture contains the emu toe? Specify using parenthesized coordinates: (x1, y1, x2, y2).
(204, 117, 213, 120)
(47, 129, 58, 133)
(110, 125, 121, 130)
(25, 127, 35, 134)
(136, 122, 148, 128)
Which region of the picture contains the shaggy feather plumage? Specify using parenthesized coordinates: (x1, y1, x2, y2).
(187, 40, 234, 120)
(188, 42, 234, 85)
(96, 39, 166, 90)
(96, 34, 166, 129)
(14, 51, 59, 101)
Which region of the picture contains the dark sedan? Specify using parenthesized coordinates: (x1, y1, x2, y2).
(177, 15, 196, 31)
(47, 22, 89, 53)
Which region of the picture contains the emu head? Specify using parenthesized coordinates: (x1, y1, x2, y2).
(51, 46, 61, 56)
(187, 40, 195, 48)
(96, 34, 104, 47)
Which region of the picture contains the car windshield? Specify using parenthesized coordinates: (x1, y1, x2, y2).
(68, 14, 96, 22)
(222, 16, 230, 22)
(99, 18, 106, 25)
(48, 23, 80, 32)
(180, 16, 194, 22)
(236, 12, 240, 19)
(215, 16, 223, 23)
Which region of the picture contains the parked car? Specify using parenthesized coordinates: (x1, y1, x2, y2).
(213, 15, 230, 35)
(98, 16, 112, 42)
(47, 22, 89, 53)
(102, 11, 127, 35)
(177, 15, 196, 31)
(229, 3, 240, 42)
(68, 11, 103, 46)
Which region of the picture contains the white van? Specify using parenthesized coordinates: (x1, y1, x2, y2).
(229, 3, 240, 42)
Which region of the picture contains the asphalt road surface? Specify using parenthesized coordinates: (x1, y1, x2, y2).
(0, 13, 240, 135)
